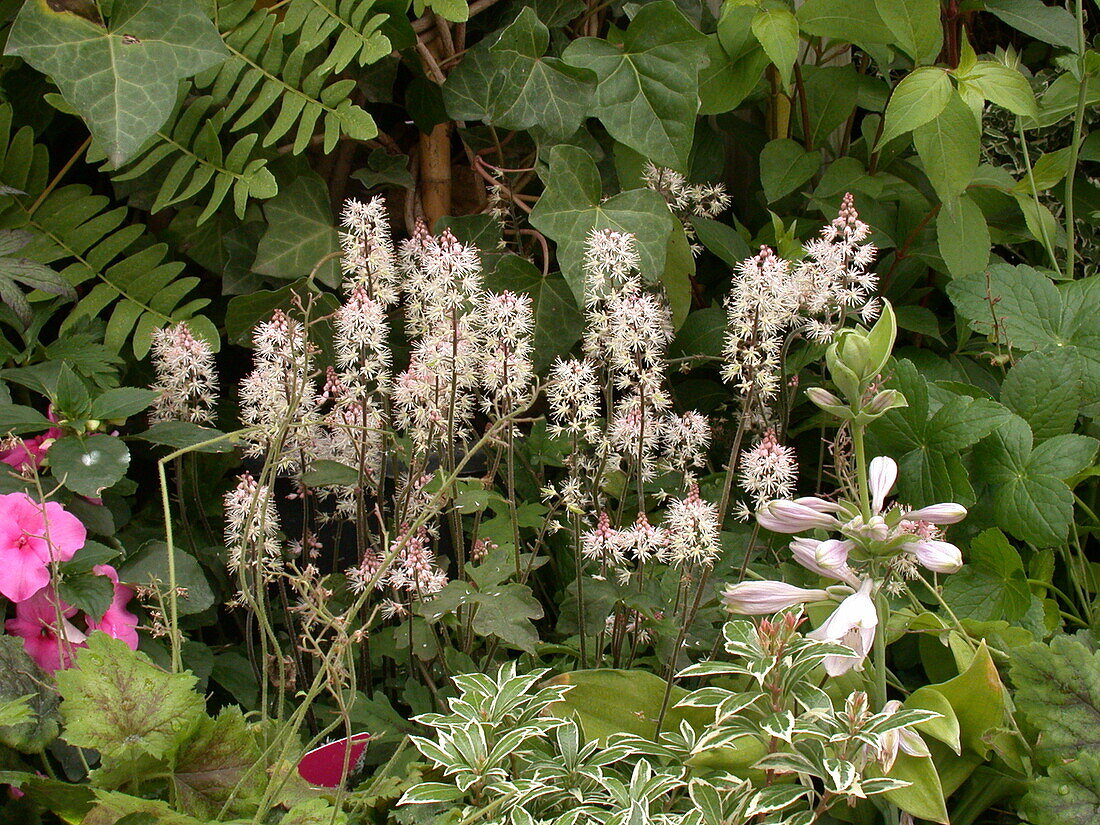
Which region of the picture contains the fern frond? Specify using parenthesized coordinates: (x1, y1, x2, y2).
(0, 104, 216, 358)
(109, 93, 278, 223)
(198, 0, 378, 155)
(282, 0, 392, 74)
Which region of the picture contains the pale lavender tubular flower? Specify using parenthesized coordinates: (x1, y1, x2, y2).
(723, 580, 830, 615)
(790, 537, 855, 583)
(904, 503, 967, 524)
(807, 578, 878, 676)
(869, 455, 897, 514)
(757, 499, 841, 533)
(908, 539, 963, 574)
(877, 700, 931, 772)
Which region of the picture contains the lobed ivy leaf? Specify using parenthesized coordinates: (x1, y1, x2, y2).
(7, 0, 228, 165)
(972, 414, 1098, 546)
(529, 145, 673, 304)
(561, 1, 707, 170)
(444, 8, 596, 141)
(57, 633, 206, 762)
(252, 174, 340, 288)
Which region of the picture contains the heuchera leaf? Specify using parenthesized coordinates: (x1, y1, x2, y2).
(56, 633, 206, 762)
(7, 0, 228, 165)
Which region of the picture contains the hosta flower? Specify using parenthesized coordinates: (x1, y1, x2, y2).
(790, 537, 859, 586)
(756, 498, 840, 533)
(876, 700, 931, 772)
(0, 492, 85, 603)
(5, 588, 86, 673)
(807, 578, 878, 676)
(722, 581, 830, 615)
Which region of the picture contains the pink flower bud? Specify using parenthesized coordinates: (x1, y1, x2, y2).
(904, 503, 967, 525)
(790, 538, 859, 586)
(757, 500, 840, 533)
(909, 539, 963, 574)
(722, 581, 829, 615)
(868, 456, 897, 514)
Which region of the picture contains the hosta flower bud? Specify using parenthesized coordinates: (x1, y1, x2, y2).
(722, 581, 829, 615)
(790, 538, 859, 586)
(909, 539, 963, 574)
(868, 456, 897, 514)
(757, 500, 840, 533)
(904, 503, 967, 525)
(865, 389, 907, 416)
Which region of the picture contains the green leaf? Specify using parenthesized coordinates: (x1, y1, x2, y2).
(689, 216, 751, 266)
(49, 434, 130, 497)
(484, 254, 583, 372)
(444, 8, 596, 140)
(171, 707, 263, 819)
(1001, 347, 1084, 439)
(301, 459, 359, 487)
(698, 36, 769, 116)
(878, 67, 952, 147)
(751, 8, 799, 88)
(0, 403, 53, 435)
(89, 387, 157, 421)
(529, 145, 672, 304)
(759, 139, 821, 202)
(470, 582, 543, 652)
(1030, 433, 1099, 480)
(58, 569, 115, 619)
(931, 642, 1005, 758)
(904, 687, 961, 754)
(984, 0, 1079, 51)
(545, 669, 697, 741)
(1021, 753, 1100, 825)
(1012, 635, 1100, 766)
(57, 634, 205, 762)
(936, 194, 989, 277)
(881, 751, 948, 824)
(83, 790, 206, 825)
(561, 1, 707, 170)
(1015, 147, 1072, 192)
(961, 61, 1038, 117)
(874, 0, 942, 64)
(120, 541, 215, 616)
(252, 174, 340, 288)
(972, 414, 1077, 546)
(0, 636, 60, 754)
(946, 263, 1065, 351)
(912, 91, 979, 202)
(942, 529, 1031, 623)
(6, 0, 228, 165)
(796, 0, 892, 49)
(350, 148, 414, 191)
(139, 421, 234, 454)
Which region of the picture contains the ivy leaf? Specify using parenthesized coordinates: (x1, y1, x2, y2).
(57, 634, 205, 762)
(878, 67, 952, 147)
(253, 174, 340, 288)
(171, 707, 263, 819)
(874, 0, 942, 65)
(912, 91, 979, 202)
(942, 529, 1031, 623)
(483, 254, 583, 372)
(444, 8, 596, 141)
(871, 360, 1012, 506)
(529, 145, 672, 304)
(562, 1, 707, 170)
(1011, 635, 1100, 766)
(6, 0, 228, 165)
(49, 434, 131, 497)
(759, 139, 820, 202)
(1001, 347, 1084, 439)
(1020, 753, 1100, 825)
(469, 582, 543, 653)
(972, 415, 1096, 546)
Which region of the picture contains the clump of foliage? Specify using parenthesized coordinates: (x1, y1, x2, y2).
(0, 0, 1096, 824)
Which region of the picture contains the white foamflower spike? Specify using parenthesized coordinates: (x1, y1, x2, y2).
(868, 456, 897, 514)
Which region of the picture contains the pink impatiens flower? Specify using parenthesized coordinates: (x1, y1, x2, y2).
(85, 564, 139, 650)
(5, 588, 86, 672)
(0, 492, 86, 602)
(0, 407, 62, 472)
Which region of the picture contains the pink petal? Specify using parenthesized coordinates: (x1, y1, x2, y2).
(40, 502, 86, 561)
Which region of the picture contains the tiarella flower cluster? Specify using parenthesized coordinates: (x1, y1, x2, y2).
(150, 322, 219, 425)
(641, 161, 731, 255)
(738, 427, 798, 509)
(724, 455, 966, 675)
(477, 290, 534, 414)
(0, 492, 137, 672)
(340, 196, 399, 305)
(224, 472, 284, 584)
(792, 192, 880, 342)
